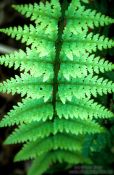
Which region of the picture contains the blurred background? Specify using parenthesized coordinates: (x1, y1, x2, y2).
(0, 0, 114, 174)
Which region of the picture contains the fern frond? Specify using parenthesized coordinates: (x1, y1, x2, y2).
(0, 1, 114, 175)
(0, 48, 54, 78)
(62, 32, 114, 57)
(0, 98, 53, 127)
(0, 25, 56, 51)
(12, 1, 61, 23)
(66, 2, 114, 31)
(56, 98, 113, 120)
(14, 133, 83, 161)
(28, 153, 53, 175)
(4, 115, 103, 145)
(53, 118, 104, 135)
(0, 73, 52, 100)
(4, 121, 52, 144)
(58, 75, 114, 102)
(59, 53, 114, 79)
(28, 149, 90, 175)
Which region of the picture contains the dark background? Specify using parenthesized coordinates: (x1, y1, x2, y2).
(0, 0, 114, 175)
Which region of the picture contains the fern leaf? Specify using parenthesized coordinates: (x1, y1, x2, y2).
(66, 3, 114, 30)
(59, 53, 114, 79)
(4, 116, 103, 144)
(62, 32, 114, 57)
(0, 25, 56, 51)
(0, 1, 114, 175)
(0, 48, 54, 78)
(28, 149, 90, 175)
(58, 75, 114, 103)
(56, 98, 113, 120)
(28, 153, 54, 175)
(0, 73, 52, 100)
(4, 121, 52, 144)
(5, 116, 100, 145)
(53, 118, 104, 135)
(0, 98, 53, 127)
(48, 149, 90, 164)
(14, 133, 83, 161)
(12, 1, 61, 23)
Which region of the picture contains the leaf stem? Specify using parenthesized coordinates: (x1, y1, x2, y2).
(52, 1, 68, 121)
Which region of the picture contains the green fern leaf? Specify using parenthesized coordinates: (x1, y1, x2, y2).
(0, 48, 54, 78)
(4, 117, 103, 145)
(12, 1, 61, 23)
(14, 134, 82, 161)
(58, 75, 114, 103)
(66, 2, 114, 30)
(28, 149, 90, 175)
(0, 0, 114, 175)
(0, 98, 53, 127)
(56, 98, 113, 119)
(59, 53, 114, 79)
(0, 73, 52, 100)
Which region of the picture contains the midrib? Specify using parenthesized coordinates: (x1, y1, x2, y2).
(52, 1, 68, 121)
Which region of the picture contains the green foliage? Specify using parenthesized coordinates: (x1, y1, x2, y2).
(0, 0, 114, 175)
(28, 150, 90, 175)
